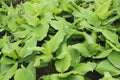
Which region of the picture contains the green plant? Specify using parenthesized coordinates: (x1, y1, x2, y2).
(0, 0, 120, 80)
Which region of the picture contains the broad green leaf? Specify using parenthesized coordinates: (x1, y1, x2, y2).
(50, 20, 63, 30)
(116, 7, 120, 16)
(34, 23, 49, 40)
(100, 77, 119, 80)
(83, 32, 95, 44)
(2, 41, 20, 59)
(87, 62, 97, 70)
(101, 29, 119, 46)
(55, 52, 71, 72)
(58, 70, 77, 78)
(81, 9, 101, 27)
(71, 43, 91, 57)
(0, 56, 16, 64)
(74, 63, 93, 75)
(106, 40, 120, 51)
(93, 49, 113, 59)
(7, 20, 18, 32)
(27, 62, 36, 80)
(13, 30, 30, 39)
(56, 43, 68, 59)
(0, 63, 18, 80)
(0, 35, 7, 48)
(33, 54, 52, 67)
(87, 43, 101, 56)
(80, 20, 101, 32)
(43, 28, 66, 54)
(96, 60, 120, 76)
(68, 46, 80, 67)
(20, 36, 37, 58)
(66, 75, 84, 80)
(40, 74, 61, 80)
(95, 0, 112, 19)
(22, 2, 39, 26)
(108, 51, 120, 69)
(99, 72, 119, 80)
(14, 66, 35, 80)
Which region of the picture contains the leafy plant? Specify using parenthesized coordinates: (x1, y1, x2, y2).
(0, 0, 120, 80)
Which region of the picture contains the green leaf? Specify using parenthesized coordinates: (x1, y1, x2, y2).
(2, 41, 20, 59)
(93, 49, 113, 59)
(66, 75, 84, 80)
(87, 43, 101, 56)
(43, 28, 66, 54)
(96, 60, 120, 76)
(108, 51, 120, 69)
(13, 30, 30, 39)
(95, 0, 112, 19)
(83, 32, 96, 44)
(81, 9, 101, 27)
(34, 54, 52, 67)
(68, 46, 81, 67)
(106, 40, 120, 51)
(27, 62, 36, 80)
(50, 20, 63, 30)
(74, 63, 93, 75)
(58, 70, 77, 78)
(22, 2, 39, 26)
(20, 36, 37, 58)
(56, 43, 68, 59)
(40, 74, 61, 80)
(0, 63, 18, 80)
(100, 72, 119, 80)
(71, 43, 90, 57)
(14, 66, 35, 80)
(55, 52, 71, 72)
(1, 56, 16, 64)
(33, 23, 49, 40)
(116, 7, 120, 16)
(101, 29, 119, 46)
(0, 35, 7, 48)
